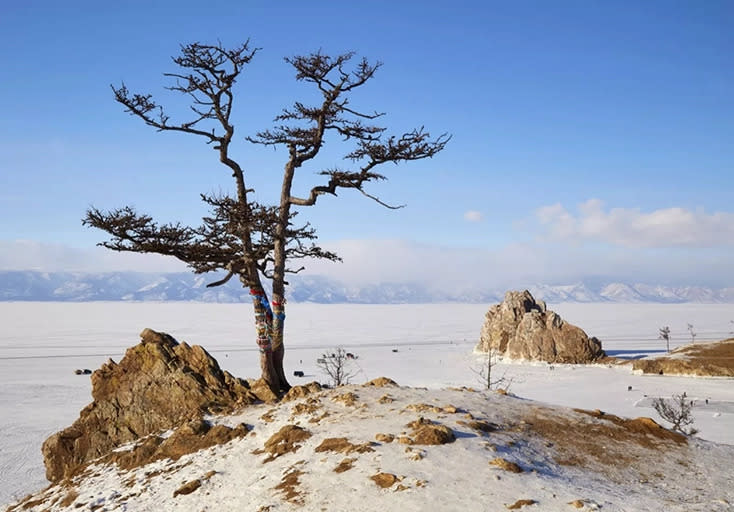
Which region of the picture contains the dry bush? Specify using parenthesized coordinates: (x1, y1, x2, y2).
(317, 347, 358, 387)
(472, 349, 514, 391)
(652, 393, 698, 435)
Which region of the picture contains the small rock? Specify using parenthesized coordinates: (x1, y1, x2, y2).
(490, 457, 523, 473)
(506, 499, 536, 509)
(173, 479, 201, 497)
(375, 433, 395, 443)
(370, 472, 399, 488)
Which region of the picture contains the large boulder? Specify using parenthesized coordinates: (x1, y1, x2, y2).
(477, 290, 604, 363)
(42, 328, 259, 482)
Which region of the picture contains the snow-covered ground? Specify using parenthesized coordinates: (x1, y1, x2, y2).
(1, 302, 733, 507)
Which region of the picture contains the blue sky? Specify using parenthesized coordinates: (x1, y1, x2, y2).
(1, 1, 732, 288)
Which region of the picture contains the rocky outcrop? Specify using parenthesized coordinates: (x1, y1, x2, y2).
(631, 339, 734, 377)
(103, 418, 251, 471)
(42, 328, 259, 482)
(477, 290, 604, 363)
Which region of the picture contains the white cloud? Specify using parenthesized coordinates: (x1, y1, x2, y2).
(463, 210, 483, 222)
(534, 199, 734, 248)
(304, 239, 543, 289)
(298, 238, 734, 288)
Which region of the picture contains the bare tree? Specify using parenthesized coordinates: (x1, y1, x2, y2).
(472, 350, 513, 392)
(248, 52, 449, 355)
(317, 347, 358, 387)
(659, 326, 671, 353)
(687, 323, 697, 344)
(83, 42, 448, 395)
(652, 393, 698, 435)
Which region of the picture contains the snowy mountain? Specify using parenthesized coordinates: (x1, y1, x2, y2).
(0, 271, 733, 303)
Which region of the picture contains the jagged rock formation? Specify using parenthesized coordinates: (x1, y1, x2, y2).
(42, 328, 260, 482)
(477, 290, 604, 363)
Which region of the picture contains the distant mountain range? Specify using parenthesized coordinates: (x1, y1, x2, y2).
(1, 271, 733, 304)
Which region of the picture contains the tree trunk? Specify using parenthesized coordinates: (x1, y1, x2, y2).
(259, 349, 278, 392)
(270, 299, 290, 392)
(249, 285, 278, 392)
(270, 160, 297, 393)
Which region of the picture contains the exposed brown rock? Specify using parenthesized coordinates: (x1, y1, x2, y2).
(477, 290, 604, 363)
(370, 472, 399, 488)
(407, 418, 455, 445)
(457, 419, 499, 434)
(173, 479, 201, 497)
(260, 409, 277, 423)
(274, 468, 304, 505)
(404, 403, 442, 413)
(375, 433, 395, 443)
(281, 382, 322, 402)
(42, 329, 257, 482)
(364, 377, 398, 387)
(315, 437, 375, 454)
(331, 391, 358, 406)
(506, 499, 536, 509)
(261, 425, 311, 462)
(406, 417, 432, 429)
(308, 411, 330, 424)
(59, 490, 79, 507)
(291, 398, 322, 417)
(631, 339, 734, 377)
(490, 457, 524, 473)
(334, 457, 356, 473)
(107, 419, 250, 471)
(405, 446, 425, 461)
(248, 378, 279, 403)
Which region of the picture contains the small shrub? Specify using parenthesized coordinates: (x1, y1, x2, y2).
(317, 347, 358, 387)
(652, 393, 698, 435)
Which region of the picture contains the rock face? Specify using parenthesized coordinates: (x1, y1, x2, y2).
(477, 290, 604, 363)
(42, 328, 258, 482)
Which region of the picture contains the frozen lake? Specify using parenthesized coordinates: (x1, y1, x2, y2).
(1, 301, 733, 505)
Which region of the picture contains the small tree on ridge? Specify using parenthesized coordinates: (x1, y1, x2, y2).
(659, 326, 671, 353)
(687, 323, 697, 344)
